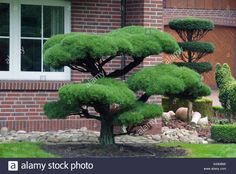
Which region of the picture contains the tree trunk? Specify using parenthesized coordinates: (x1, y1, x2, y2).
(99, 119, 115, 146)
(187, 101, 193, 122)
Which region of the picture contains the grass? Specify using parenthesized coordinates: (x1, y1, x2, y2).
(0, 142, 58, 158)
(1, 142, 236, 158)
(159, 143, 236, 158)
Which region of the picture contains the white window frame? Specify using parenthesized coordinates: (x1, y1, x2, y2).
(0, 0, 71, 81)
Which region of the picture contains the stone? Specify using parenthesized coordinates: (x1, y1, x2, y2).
(207, 138, 215, 144)
(202, 140, 208, 144)
(191, 112, 201, 124)
(152, 134, 161, 141)
(168, 111, 175, 117)
(80, 127, 87, 132)
(47, 136, 59, 143)
(1, 127, 9, 136)
(162, 112, 171, 121)
(198, 117, 208, 126)
(17, 130, 27, 134)
(175, 107, 189, 121)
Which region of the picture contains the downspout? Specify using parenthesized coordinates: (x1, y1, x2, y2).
(121, 0, 126, 80)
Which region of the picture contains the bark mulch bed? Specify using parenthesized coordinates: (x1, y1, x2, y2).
(42, 144, 187, 158)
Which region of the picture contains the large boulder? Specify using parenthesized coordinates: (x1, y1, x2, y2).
(175, 107, 193, 121)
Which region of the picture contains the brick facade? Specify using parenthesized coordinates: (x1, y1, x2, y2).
(0, 0, 164, 133)
(164, 8, 236, 27)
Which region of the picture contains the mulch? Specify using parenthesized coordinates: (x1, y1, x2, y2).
(42, 143, 187, 158)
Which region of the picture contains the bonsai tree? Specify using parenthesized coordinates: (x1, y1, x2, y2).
(169, 17, 215, 74)
(215, 63, 236, 122)
(43, 26, 210, 145)
(127, 64, 211, 122)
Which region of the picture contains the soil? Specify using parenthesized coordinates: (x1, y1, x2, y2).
(42, 143, 187, 158)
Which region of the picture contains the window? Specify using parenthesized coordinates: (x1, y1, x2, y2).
(0, 0, 71, 80)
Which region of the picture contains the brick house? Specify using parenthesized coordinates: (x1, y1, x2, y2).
(0, 0, 235, 131)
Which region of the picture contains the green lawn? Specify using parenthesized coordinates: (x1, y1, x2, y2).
(160, 143, 236, 158)
(0, 142, 57, 158)
(1, 142, 236, 158)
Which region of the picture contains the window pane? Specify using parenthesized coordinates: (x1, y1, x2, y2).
(44, 6, 64, 38)
(21, 40, 41, 71)
(0, 38, 9, 71)
(0, 3, 9, 36)
(21, 5, 41, 37)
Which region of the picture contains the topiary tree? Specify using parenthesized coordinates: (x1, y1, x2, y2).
(43, 26, 210, 145)
(169, 17, 215, 74)
(215, 63, 236, 122)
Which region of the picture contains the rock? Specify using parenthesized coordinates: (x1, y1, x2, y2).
(80, 127, 87, 132)
(168, 111, 175, 117)
(1, 127, 9, 136)
(47, 136, 59, 143)
(202, 140, 208, 144)
(152, 134, 161, 141)
(162, 112, 171, 121)
(191, 112, 201, 124)
(207, 138, 215, 144)
(198, 117, 208, 126)
(175, 107, 189, 121)
(17, 130, 27, 134)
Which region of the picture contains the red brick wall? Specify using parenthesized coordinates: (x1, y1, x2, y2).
(0, 0, 164, 132)
(163, 8, 236, 27)
(71, 0, 121, 33)
(71, 0, 122, 82)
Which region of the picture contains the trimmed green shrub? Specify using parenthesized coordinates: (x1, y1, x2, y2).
(174, 62, 212, 74)
(211, 124, 236, 143)
(162, 97, 213, 117)
(169, 18, 214, 34)
(212, 106, 226, 117)
(127, 64, 211, 99)
(178, 42, 214, 54)
(215, 63, 236, 120)
(44, 26, 180, 76)
(169, 17, 214, 74)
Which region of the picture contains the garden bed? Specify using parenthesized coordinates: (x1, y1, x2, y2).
(42, 143, 187, 158)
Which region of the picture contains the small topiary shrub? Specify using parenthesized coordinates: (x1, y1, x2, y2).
(215, 63, 236, 121)
(211, 124, 236, 143)
(169, 17, 215, 74)
(162, 97, 213, 117)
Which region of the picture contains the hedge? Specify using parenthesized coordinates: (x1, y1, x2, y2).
(162, 97, 213, 117)
(211, 124, 236, 143)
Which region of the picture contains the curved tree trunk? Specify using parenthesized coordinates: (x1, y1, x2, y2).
(99, 119, 115, 146)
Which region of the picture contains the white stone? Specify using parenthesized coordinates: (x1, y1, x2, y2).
(191, 112, 201, 124)
(198, 117, 208, 126)
(80, 127, 88, 132)
(1, 127, 8, 136)
(17, 130, 27, 134)
(162, 112, 171, 120)
(168, 111, 175, 116)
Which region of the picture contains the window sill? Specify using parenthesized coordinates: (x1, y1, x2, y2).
(0, 80, 72, 91)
